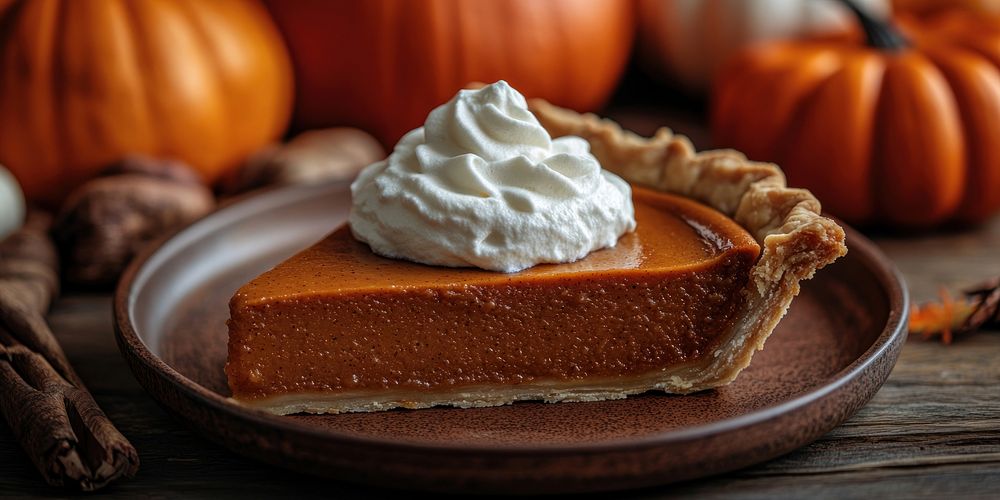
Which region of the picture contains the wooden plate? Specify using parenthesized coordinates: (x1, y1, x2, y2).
(114, 180, 908, 494)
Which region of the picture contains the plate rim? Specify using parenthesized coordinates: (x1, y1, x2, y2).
(114, 179, 909, 456)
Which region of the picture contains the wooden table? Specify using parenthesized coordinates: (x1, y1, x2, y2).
(0, 217, 997, 497)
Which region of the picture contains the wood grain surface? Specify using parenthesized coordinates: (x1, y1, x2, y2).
(1, 217, 998, 498)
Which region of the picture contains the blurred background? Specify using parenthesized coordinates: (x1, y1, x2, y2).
(1, 0, 999, 285)
(2, 0, 1000, 495)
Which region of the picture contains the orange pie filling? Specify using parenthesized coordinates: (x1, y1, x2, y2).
(226, 188, 761, 410)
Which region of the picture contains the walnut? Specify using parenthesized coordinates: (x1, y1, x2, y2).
(53, 157, 214, 288)
(222, 127, 385, 195)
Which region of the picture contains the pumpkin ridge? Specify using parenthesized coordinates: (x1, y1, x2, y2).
(861, 55, 888, 227)
(873, 53, 965, 226)
(381, 1, 403, 143)
(171, 0, 238, 168)
(922, 45, 1000, 223)
(122, 0, 175, 161)
(715, 44, 842, 163)
(768, 60, 838, 165)
(0, 0, 49, 202)
(50, 0, 72, 199)
(513, 1, 539, 100)
(767, 48, 848, 161)
(118, 0, 157, 160)
(546, 1, 570, 104)
(449, 1, 466, 94)
(777, 51, 885, 225)
(426, 0, 449, 115)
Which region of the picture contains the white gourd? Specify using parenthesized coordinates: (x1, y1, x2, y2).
(0, 165, 25, 239)
(638, 0, 890, 91)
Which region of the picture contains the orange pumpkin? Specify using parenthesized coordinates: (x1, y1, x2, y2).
(264, 0, 635, 147)
(893, 0, 1000, 16)
(0, 0, 293, 205)
(713, 5, 1000, 228)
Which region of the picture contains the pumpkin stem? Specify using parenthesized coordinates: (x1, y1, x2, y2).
(836, 0, 908, 50)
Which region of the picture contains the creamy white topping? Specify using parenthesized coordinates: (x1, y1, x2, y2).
(349, 81, 635, 272)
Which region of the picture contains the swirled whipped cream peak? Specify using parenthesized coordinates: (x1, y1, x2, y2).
(349, 81, 636, 273)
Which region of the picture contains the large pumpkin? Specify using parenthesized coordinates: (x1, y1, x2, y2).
(265, 0, 635, 146)
(637, 0, 888, 92)
(0, 0, 293, 205)
(713, 6, 1000, 228)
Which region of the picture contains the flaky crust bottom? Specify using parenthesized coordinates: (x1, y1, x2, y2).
(239, 102, 847, 415)
(239, 361, 721, 415)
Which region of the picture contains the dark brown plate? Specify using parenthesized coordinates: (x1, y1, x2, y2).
(114, 180, 908, 494)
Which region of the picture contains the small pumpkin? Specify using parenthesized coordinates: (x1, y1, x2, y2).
(264, 0, 635, 147)
(637, 0, 889, 92)
(713, 3, 1000, 227)
(0, 0, 293, 205)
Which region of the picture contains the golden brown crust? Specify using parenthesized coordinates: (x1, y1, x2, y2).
(239, 101, 847, 415)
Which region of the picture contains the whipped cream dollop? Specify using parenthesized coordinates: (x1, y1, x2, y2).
(349, 81, 636, 273)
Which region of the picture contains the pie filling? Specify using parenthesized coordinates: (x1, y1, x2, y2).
(226, 188, 761, 408)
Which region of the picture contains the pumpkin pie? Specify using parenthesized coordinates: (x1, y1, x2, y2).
(226, 100, 847, 415)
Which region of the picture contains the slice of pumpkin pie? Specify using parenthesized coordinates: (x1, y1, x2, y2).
(226, 82, 846, 415)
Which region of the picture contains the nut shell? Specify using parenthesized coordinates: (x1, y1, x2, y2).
(223, 128, 385, 194)
(54, 169, 214, 288)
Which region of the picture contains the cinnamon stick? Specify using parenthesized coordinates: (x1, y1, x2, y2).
(962, 277, 1000, 332)
(0, 212, 138, 490)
